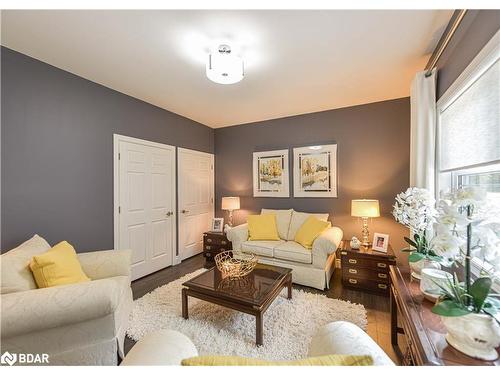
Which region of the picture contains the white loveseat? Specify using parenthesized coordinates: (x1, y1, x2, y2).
(226, 209, 343, 290)
(0, 235, 133, 365)
(121, 321, 395, 366)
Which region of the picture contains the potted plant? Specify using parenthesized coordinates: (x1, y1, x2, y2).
(392, 187, 441, 279)
(431, 187, 500, 360)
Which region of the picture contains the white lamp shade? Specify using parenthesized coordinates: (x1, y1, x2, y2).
(222, 196, 240, 211)
(351, 199, 380, 218)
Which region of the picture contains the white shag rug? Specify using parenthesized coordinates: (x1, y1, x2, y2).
(127, 269, 367, 360)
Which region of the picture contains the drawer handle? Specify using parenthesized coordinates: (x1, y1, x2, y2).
(220, 248, 225, 252)
(341, 251, 347, 255)
(207, 238, 212, 243)
(205, 253, 211, 257)
(348, 269, 358, 274)
(348, 279, 358, 284)
(221, 240, 227, 245)
(205, 245, 211, 250)
(378, 273, 387, 279)
(348, 259, 357, 264)
(377, 262, 387, 268)
(378, 284, 388, 290)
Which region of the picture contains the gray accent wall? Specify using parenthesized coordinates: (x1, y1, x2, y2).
(436, 9, 500, 98)
(214, 98, 411, 253)
(1, 47, 214, 252)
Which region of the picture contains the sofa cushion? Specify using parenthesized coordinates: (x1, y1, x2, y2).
(1, 234, 51, 294)
(295, 216, 331, 249)
(30, 241, 91, 288)
(247, 214, 280, 241)
(261, 209, 293, 240)
(241, 240, 284, 258)
(274, 241, 312, 264)
(181, 354, 373, 366)
(287, 211, 329, 240)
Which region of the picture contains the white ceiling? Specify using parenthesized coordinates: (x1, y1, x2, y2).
(1, 10, 453, 128)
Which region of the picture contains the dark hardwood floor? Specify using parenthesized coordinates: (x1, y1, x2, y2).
(125, 254, 398, 363)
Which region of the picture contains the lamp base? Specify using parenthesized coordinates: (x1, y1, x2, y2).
(361, 217, 370, 248)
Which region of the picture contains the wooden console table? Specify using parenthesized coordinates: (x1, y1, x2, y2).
(390, 265, 499, 365)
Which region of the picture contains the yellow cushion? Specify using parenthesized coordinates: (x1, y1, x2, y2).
(247, 214, 280, 241)
(294, 216, 330, 249)
(29, 241, 90, 288)
(181, 354, 373, 366)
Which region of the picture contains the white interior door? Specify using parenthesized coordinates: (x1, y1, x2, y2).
(114, 135, 176, 280)
(178, 148, 214, 261)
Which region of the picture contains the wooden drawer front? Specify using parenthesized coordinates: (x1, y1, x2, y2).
(204, 236, 231, 247)
(343, 276, 390, 293)
(341, 255, 390, 270)
(204, 244, 230, 252)
(342, 267, 389, 283)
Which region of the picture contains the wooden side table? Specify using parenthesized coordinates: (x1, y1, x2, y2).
(390, 264, 500, 365)
(203, 231, 232, 267)
(339, 240, 396, 295)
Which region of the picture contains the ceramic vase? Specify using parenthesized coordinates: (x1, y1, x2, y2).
(419, 268, 452, 302)
(409, 256, 441, 280)
(442, 313, 500, 361)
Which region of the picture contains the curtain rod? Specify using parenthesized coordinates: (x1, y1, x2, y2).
(425, 9, 468, 77)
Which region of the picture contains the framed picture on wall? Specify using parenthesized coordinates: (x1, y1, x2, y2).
(293, 144, 337, 197)
(253, 149, 290, 197)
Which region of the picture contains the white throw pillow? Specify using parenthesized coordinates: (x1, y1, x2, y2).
(261, 209, 293, 240)
(287, 211, 330, 241)
(0, 234, 51, 294)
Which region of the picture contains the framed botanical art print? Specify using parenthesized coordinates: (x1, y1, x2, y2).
(253, 149, 290, 197)
(293, 144, 337, 197)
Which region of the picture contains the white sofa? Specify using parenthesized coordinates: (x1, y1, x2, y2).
(226, 209, 343, 290)
(121, 321, 395, 366)
(0, 235, 133, 365)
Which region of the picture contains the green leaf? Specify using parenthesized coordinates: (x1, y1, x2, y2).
(470, 277, 492, 312)
(404, 237, 417, 248)
(432, 300, 471, 317)
(408, 252, 425, 263)
(427, 255, 443, 262)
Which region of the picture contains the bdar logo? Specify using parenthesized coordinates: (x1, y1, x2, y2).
(1, 351, 17, 366)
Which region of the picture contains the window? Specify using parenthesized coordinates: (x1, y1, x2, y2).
(436, 30, 500, 281)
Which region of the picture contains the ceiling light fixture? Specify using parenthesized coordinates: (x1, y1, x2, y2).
(206, 44, 244, 85)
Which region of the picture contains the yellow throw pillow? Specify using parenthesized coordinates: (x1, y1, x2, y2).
(181, 354, 373, 366)
(30, 241, 90, 288)
(294, 216, 330, 249)
(247, 214, 280, 241)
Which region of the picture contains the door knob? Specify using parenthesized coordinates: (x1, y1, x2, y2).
(166, 211, 173, 217)
(181, 209, 190, 214)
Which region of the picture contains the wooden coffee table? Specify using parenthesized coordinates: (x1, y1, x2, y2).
(181, 264, 292, 346)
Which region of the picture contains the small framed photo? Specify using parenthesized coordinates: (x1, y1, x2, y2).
(372, 233, 389, 253)
(211, 218, 224, 233)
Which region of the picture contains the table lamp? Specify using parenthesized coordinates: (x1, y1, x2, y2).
(221, 196, 240, 227)
(351, 199, 380, 247)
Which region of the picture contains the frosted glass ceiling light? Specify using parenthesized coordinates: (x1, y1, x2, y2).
(206, 44, 244, 84)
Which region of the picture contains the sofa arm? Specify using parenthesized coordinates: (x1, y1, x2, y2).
(312, 226, 343, 268)
(308, 321, 395, 366)
(121, 330, 198, 365)
(78, 249, 131, 280)
(1, 277, 125, 338)
(226, 223, 248, 251)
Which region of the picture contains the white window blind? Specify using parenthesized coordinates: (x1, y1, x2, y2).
(439, 58, 500, 172)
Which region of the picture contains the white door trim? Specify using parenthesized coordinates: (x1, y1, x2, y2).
(113, 134, 177, 267)
(177, 147, 215, 262)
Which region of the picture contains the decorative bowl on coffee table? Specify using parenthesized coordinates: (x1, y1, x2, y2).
(215, 251, 257, 278)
